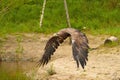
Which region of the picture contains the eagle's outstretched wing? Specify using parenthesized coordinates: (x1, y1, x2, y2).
(38, 28, 89, 69)
(38, 32, 70, 66)
(72, 32, 89, 69)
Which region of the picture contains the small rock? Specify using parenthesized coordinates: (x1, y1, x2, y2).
(104, 36, 118, 45)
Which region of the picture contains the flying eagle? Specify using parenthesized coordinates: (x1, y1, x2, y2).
(39, 28, 89, 69)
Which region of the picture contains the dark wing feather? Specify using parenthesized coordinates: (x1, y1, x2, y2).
(72, 33, 89, 69)
(38, 28, 89, 69)
(38, 33, 70, 66)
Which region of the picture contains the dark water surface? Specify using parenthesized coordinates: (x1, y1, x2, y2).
(0, 61, 35, 80)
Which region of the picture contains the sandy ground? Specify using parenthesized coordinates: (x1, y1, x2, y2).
(1, 34, 120, 80)
(35, 34, 120, 80)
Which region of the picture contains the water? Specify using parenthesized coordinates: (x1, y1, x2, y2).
(0, 62, 35, 80)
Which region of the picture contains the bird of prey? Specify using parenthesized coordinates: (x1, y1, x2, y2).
(39, 28, 89, 69)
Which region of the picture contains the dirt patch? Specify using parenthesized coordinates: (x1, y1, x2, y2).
(36, 47, 120, 80)
(0, 34, 120, 80)
(35, 34, 120, 80)
(0, 34, 49, 61)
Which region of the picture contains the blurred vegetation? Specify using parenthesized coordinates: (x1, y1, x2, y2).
(47, 64, 56, 75)
(0, 65, 32, 80)
(0, 0, 120, 36)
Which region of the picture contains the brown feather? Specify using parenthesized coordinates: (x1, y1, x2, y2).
(38, 28, 89, 69)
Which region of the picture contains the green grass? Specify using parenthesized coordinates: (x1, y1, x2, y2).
(0, 0, 120, 36)
(104, 41, 119, 47)
(89, 26, 120, 36)
(46, 64, 56, 75)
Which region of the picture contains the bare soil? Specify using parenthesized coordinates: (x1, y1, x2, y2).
(0, 34, 120, 80)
